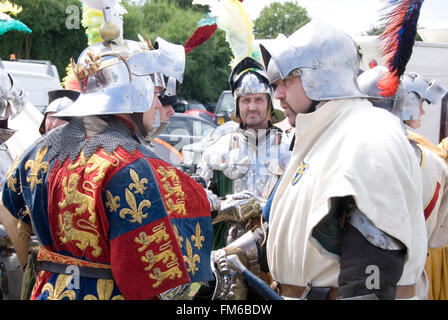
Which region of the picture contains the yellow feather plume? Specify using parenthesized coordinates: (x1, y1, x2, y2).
(0, 0, 22, 15)
(81, 4, 104, 46)
(193, 0, 255, 69)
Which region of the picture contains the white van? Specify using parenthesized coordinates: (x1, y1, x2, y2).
(0, 59, 61, 158)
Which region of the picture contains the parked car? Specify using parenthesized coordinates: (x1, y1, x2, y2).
(204, 102, 217, 113)
(158, 113, 217, 155)
(214, 90, 234, 125)
(174, 98, 216, 123)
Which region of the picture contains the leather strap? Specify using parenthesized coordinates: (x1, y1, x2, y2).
(38, 261, 113, 279)
(271, 281, 416, 300)
(271, 281, 338, 300)
(395, 284, 416, 299)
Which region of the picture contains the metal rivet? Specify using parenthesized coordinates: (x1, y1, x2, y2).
(310, 82, 315, 88)
(319, 63, 323, 68)
(333, 61, 337, 65)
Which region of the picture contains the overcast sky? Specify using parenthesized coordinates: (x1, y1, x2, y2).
(242, 0, 448, 37)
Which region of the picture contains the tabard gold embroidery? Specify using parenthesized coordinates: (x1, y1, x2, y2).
(58, 211, 102, 257)
(149, 262, 183, 288)
(134, 222, 183, 288)
(183, 239, 200, 276)
(5, 151, 23, 193)
(105, 190, 120, 213)
(157, 165, 186, 216)
(173, 224, 184, 248)
(83, 279, 124, 300)
(166, 198, 186, 216)
(157, 166, 180, 184)
(24, 147, 49, 192)
(41, 274, 76, 300)
(129, 169, 148, 195)
(141, 241, 177, 271)
(135, 223, 170, 252)
(191, 222, 205, 250)
(58, 172, 96, 223)
(119, 188, 151, 224)
(68, 150, 125, 185)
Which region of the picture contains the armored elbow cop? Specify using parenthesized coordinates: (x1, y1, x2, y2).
(339, 206, 406, 300)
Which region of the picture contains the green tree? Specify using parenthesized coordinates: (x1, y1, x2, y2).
(0, 0, 87, 81)
(123, 1, 232, 103)
(0, 0, 231, 103)
(254, 1, 310, 39)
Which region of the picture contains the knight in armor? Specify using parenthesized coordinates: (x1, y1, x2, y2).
(0, 67, 32, 300)
(210, 19, 428, 300)
(196, 56, 292, 246)
(358, 66, 448, 299)
(0, 5, 214, 300)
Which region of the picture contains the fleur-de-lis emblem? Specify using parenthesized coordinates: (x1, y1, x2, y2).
(119, 188, 151, 224)
(5, 151, 23, 193)
(41, 274, 76, 300)
(183, 239, 200, 276)
(105, 190, 120, 213)
(129, 169, 148, 195)
(191, 222, 204, 250)
(83, 279, 124, 300)
(173, 224, 183, 248)
(25, 147, 49, 191)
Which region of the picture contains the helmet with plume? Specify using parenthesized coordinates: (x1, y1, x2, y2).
(54, 0, 185, 141)
(193, 0, 284, 124)
(358, 0, 447, 123)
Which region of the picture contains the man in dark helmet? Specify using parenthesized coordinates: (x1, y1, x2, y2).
(38, 89, 80, 135)
(195, 56, 292, 300)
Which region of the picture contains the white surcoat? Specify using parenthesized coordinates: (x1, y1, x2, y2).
(267, 99, 427, 288)
(409, 134, 448, 249)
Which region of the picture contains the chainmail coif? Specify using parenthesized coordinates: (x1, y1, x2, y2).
(38, 117, 141, 164)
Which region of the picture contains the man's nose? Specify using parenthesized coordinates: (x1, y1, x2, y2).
(274, 86, 284, 100)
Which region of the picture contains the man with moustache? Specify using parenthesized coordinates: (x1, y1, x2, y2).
(195, 57, 292, 300)
(197, 57, 292, 248)
(212, 20, 427, 300)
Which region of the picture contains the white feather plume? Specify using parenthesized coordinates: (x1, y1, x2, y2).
(193, 0, 255, 68)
